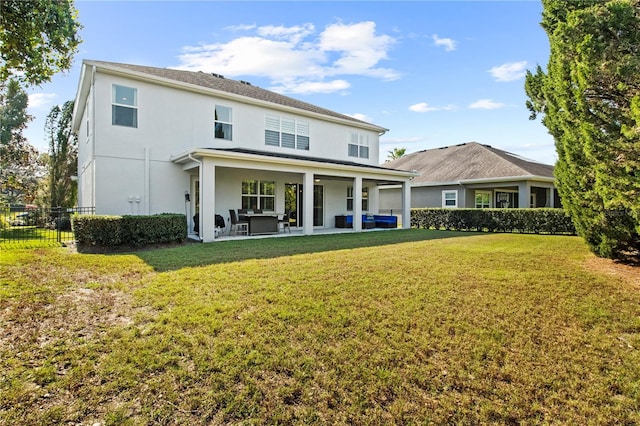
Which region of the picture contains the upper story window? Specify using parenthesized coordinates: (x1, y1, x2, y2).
(112, 85, 137, 127)
(348, 132, 369, 159)
(265, 115, 309, 150)
(442, 190, 458, 208)
(215, 105, 232, 140)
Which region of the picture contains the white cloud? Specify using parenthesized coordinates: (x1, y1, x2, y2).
(408, 102, 455, 113)
(319, 21, 398, 79)
(409, 102, 439, 113)
(28, 93, 56, 109)
(257, 23, 315, 44)
(432, 34, 456, 52)
(345, 113, 372, 123)
(178, 37, 322, 81)
(176, 20, 399, 94)
(489, 61, 528, 82)
(269, 79, 350, 95)
(468, 99, 505, 110)
(225, 24, 257, 32)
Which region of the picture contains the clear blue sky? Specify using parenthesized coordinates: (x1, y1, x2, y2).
(25, 0, 556, 164)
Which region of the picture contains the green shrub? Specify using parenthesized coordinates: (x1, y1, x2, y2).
(411, 208, 576, 235)
(72, 214, 187, 246)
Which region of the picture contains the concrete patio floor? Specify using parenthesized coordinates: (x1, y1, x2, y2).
(189, 225, 402, 243)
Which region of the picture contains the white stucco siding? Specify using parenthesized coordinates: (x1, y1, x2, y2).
(379, 187, 402, 212)
(149, 161, 190, 214)
(94, 157, 142, 215)
(91, 72, 382, 165)
(93, 155, 188, 216)
(77, 158, 94, 208)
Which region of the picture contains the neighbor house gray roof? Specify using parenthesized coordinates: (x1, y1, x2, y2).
(383, 142, 555, 185)
(85, 60, 386, 132)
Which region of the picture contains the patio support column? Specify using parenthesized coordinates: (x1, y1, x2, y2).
(518, 181, 530, 208)
(402, 179, 411, 229)
(303, 172, 314, 235)
(354, 176, 363, 232)
(548, 187, 555, 208)
(201, 159, 216, 242)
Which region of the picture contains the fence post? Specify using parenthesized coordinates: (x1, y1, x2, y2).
(56, 207, 62, 243)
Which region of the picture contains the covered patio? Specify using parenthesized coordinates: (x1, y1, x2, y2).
(172, 148, 415, 242)
(196, 220, 405, 242)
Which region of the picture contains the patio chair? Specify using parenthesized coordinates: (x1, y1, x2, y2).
(229, 209, 248, 236)
(279, 212, 291, 233)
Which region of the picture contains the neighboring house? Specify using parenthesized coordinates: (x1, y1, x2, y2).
(71, 60, 414, 242)
(379, 142, 561, 211)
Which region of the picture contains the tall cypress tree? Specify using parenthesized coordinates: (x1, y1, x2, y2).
(526, 0, 640, 260)
(44, 100, 77, 208)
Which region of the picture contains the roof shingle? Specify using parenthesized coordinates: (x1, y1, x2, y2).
(87, 60, 385, 130)
(383, 142, 555, 184)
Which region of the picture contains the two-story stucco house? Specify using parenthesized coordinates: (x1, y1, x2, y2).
(71, 60, 414, 242)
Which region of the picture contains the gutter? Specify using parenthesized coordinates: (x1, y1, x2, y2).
(410, 175, 555, 188)
(171, 148, 418, 179)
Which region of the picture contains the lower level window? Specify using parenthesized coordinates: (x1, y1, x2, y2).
(442, 190, 457, 208)
(475, 191, 491, 208)
(347, 186, 369, 211)
(242, 179, 275, 211)
(495, 191, 518, 208)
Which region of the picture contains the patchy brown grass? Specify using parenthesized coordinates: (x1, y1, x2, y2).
(2, 232, 640, 424)
(585, 256, 640, 288)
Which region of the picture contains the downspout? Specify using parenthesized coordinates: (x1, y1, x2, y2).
(90, 65, 96, 210)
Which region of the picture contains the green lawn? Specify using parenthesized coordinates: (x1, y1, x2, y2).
(0, 226, 74, 249)
(1, 230, 639, 424)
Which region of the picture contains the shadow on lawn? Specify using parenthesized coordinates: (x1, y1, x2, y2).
(132, 229, 482, 272)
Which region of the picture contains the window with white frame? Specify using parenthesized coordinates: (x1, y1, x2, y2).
(112, 85, 137, 127)
(348, 132, 369, 159)
(475, 190, 491, 208)
(265, 115, 309, 150)
(214, 105, 232, 140)
(346, 186, 369, 211)
(442, 190, 458, 208)
(241, 179, 275, 211)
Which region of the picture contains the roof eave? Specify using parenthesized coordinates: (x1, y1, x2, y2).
(411, 175, 555, 187)
(71, 62, 92, 132)
(171, 148, 417, 178)
(84, 60, 388, 134)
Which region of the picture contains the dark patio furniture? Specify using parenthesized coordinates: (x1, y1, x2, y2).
(229, 209, 248, 236)
(278, 212, 291, 233)
(246, 213, 279, 235)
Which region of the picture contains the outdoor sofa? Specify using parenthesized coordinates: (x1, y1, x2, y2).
(335, 214, 397, 229)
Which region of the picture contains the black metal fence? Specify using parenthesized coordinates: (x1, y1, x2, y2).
(1, 206, 95, 248)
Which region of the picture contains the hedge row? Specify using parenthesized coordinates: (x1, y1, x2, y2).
(411, 208, 576, 235)
(71, 214, 187, 246)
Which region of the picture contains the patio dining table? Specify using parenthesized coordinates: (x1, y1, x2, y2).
(243, 213, 283, 235)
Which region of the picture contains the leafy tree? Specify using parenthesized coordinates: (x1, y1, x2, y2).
(0, 80, 44, 203)
(525, 0, 640, 260)
(387, 147, 406, 161)
(0, 0, 82, 86)
(44, 100, 77, 207)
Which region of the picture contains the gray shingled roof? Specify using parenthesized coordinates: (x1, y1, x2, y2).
(88, 60, 384, 130)
(383, 142, 555, 184)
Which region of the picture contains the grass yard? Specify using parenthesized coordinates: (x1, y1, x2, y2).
(1, 230, 639, 424)
(0, 226, 74, 249)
